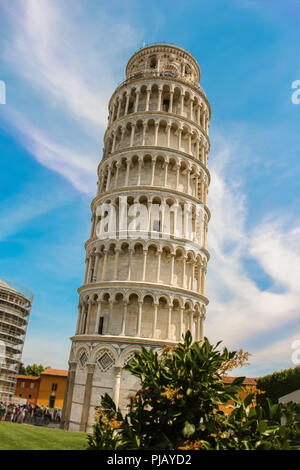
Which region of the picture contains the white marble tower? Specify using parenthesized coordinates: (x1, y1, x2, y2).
(62, 43, 211, 432)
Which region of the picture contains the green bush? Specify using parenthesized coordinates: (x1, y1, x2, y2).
(88, 333, 300, 450)
(257, 366, 300, 403)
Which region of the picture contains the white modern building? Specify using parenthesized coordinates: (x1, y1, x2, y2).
(0, 280, 33, 402)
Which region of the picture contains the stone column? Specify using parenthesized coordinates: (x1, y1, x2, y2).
(134, 91, 140, 113)
(125, 158, 130, 186)
(157, 87, 163, 111)
(190, 259, 195, 291)
(116, 99, 122, 119)
(196, 139, 200, 159)
(80, 363, 96, 432)
(182, 256, 186, 289)
(200, 313, 205, 343)
(101, 249, 108, 281)
(152, 302, 158, 338)
(201, 145, 205, 164)
(145, 88, 151, 111)
(137, 301, 143, 337)
(62, 360, 77, 430)
(142, 122, 147, 146)
(151, 158, 156, 186)
(113, 248, 120, 280)
(197, 260, 202, 293)
(112, 132, 117, 153)
(167, 123, 171, 147)
(164, 160, 169, 187)
(112, 366, 122, 408)
(197, 105, 200, 125)
(142, 249, 147, 281)
(106, 165, 112, 191)
(176, 164, 180, 190)
(106, 300, 113, 334)
(156, 249, 162, 283)
(137, 158, 143, 185)
(189, 310, 193, 333)
(120, 301, 128, 336)
(187, 167, 191, 194)
(93, 253, 100, 282)
(114, 162, 120, 189)
(166, 305, 172, 340)
(130, 124, 136, 147)
(180, 93, 184, 115)
(196, 314, 201, 342)
(169, 90, 174, 113)
(179, 307, 184, 341)
(120, 127, 126, 148)
(75, 304, 83, 334)
(154, 122, 159, 146)
(85, 300, 92, 334)
(188, 133, 192, 155)
(178, 128, 182, 150)
(170, 253, 175, 284)
(189, 99, 193, 120)
(195, 174, 199, 198)
(127, 248, 133, 281)
(83, 257, 90, 284)
(94, 300, 102, 334)
(125, 93, 130, 115)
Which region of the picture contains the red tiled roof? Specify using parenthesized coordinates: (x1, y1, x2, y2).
(41, 368, 68, 377)
(17, 375, 40, 381)
(222, 376, 257, 386)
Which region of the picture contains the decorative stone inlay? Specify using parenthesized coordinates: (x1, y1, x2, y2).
(79, 351, 88, 369)
(96, 349, 115, 372)
(123, 352, 136, 366)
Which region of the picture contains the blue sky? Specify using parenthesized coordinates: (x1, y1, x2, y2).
(1, 0, 300, 377)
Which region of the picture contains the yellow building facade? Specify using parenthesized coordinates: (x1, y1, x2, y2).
(14, 368, 68, 409)
(37, 369, 68, 409)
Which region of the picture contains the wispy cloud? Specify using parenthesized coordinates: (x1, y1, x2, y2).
(1, 106, 97, 194)
(2, 0, 139, 129)
(206, 130, 300, 375)
(0, 0, 141, 192)
(0, 178, 71, 242)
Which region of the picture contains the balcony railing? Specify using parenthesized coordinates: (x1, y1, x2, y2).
(116, 71, 207, 97)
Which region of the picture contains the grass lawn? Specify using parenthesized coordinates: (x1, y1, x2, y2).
(0, 422, 88, 450)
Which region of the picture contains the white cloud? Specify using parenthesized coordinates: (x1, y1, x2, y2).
(2, 0, 139, 130)
(2, 106, 97, 194)
(205, 132, 300, 375)
(0, 0, 141, 192)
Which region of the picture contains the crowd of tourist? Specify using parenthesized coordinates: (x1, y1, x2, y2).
(0, 401, 61, 426)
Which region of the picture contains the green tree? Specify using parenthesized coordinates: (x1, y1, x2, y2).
(88, 332, 300, 450)
(22, 364, 51, 377)
(258, 366, 300, 403)
(18, 363, 26, 375)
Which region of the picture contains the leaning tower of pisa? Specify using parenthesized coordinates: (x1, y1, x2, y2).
(62, 43, 211, 432)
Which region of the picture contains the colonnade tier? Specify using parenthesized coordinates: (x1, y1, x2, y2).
(107, 79, 210, 134)
(88, 189, 209, 250)
(97, 151, 209, 201)
(82, 237, 208, 294)
(75, 285, 206, 343)
(103, 115, 209, 161)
